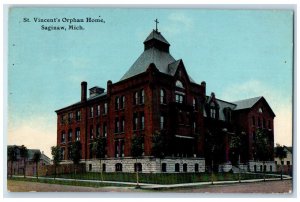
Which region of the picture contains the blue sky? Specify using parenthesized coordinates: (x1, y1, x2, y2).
(8, 8, 293, 157)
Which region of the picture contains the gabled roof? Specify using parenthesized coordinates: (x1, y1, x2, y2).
(204, 96, 237, 121)
(144, 30, 170, 45)
(233, 96, 263, 111)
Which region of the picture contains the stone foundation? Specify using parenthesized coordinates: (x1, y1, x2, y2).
(248, 161, 277, 172)
(85, 157, 205, 173)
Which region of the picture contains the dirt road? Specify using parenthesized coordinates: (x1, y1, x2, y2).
(7, 179, 292, 194)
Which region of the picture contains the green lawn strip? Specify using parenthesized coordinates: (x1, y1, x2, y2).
(8, 177, 133, 188)
(51, 172, 279, 184)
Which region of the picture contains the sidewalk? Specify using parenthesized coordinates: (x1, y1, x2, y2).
(11, 174, 292, 190)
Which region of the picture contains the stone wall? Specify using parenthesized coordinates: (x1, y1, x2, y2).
(85, 157, 205, 173)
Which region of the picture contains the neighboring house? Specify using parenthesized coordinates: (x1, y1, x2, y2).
(274, 146, 292, 174)
(7, 145, 51, 176)
(55, 27, 276, 173)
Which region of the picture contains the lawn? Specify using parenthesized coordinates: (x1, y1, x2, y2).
(52, 172, 276, 184)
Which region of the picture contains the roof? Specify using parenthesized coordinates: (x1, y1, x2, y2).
(120, 30, 196, 83)
(204, 96, 237, 121)
(232, 96, 263, 111)
(120, 47, 176, 81)
(144, 30, 170, 45)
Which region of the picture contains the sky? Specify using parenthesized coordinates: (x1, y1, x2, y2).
(7, 8, 293, 158)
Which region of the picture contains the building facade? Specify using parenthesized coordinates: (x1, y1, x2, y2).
(56, 29, 275, 173)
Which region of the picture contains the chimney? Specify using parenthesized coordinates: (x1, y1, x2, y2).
(81, 81, 87, 102)
(201, 81, 206, 95)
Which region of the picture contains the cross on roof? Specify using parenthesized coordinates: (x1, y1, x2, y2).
(154, 18, 159, 32)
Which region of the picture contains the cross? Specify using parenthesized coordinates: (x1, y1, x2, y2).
(154, 18, 159, 32)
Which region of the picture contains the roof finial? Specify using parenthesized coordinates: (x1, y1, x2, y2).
(154, 18, 159, 32)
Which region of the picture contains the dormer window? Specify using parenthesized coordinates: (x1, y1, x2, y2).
(160, 88, 166, 104)
(258, 107, 263, 113)
(210, 108, 216, 119)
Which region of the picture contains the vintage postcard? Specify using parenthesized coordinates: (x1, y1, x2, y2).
(5, 6, 294, 196)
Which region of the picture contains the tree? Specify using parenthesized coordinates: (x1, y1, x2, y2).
(131, 135, 144, 188)
(151, 130, 166, 158)
(91, 137, 106, 181)
(254, 129, 273, 161)
(32, 151, 41, 179)
(19, 145, 29, 178)
(8, 146, 18, 178)
(70, 141, 82, 178)
(51, 146, 61, 179)
(275, 144, 287, 180)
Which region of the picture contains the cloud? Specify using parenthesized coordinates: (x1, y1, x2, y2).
(220, 79, 292, 146)
(8, 115, 56, 158)
(162, 12, 194, 35)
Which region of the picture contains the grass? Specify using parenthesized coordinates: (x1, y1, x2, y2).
(8, 176, 134, 188)
(50, 172, 277, 185)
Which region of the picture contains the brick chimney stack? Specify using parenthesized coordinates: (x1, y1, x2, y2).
(81, 81, 87, 102)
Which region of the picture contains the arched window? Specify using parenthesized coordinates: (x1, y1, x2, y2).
(160, 89, 166, 104)
(175, 163, 180, 172)
(162, 163, 167, 172)
(115, 163, 122, 172)
(176, 80, 184, 89)
(115, 96, 120, 110)
(140, 89, 145, 104)
(183, 163, 187, 172)
(134, 163, 142, 172)
(195, 164, 199, 172)
(269, 165, 272, 172)
(254, 165, 257, 172)
(134, 92, 138, 105)
(260, 165, 263, 172)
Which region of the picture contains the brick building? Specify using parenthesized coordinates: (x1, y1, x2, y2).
(55, 28, 275, 173)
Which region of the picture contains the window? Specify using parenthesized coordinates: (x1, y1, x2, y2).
(140, 112, 145, 130)
(183, 163, 187, 172)
(193, 98, 198, 110)
(195, 164, 199, 172)
(281, 161, 284, 165)
(254, 165, 257, 172)
(193, 121, 196, 133)
(160, 89, 166, 104)
(103, 123, 107, 137)
(270, 165, 272, 172)
(90, 126, 93, 140)
(268, 120, 271, 129)
(120, 96, 125, 109)
(134, 163, 142, 172)
(75, 128, 80, 141)
(61, 114, 67, 124)
(68, 130, 72, 142)
(140, 89, 145, 104)
(115, 163, 122, 172)
(133, 113, 138, 130)
(61, 132, 66, 143)
(115, 118, 120, 133)
(160, 115, 165, 130)
(162, 163, 167, 172)
(96, 125, 100, 138)
(263, 119, 266, 128)
(287, 161, 290, 165)
(68, 113, 73, 123)
(68, 146, 71, 159)
(115, 139, 125, 158)
(263, 165, 266, 172)
(210, 108, 216, 119)
(134, 92, 138, 105)
(76, 110, 81, 121)
(115, 96, 119, 110)
(61, 148, 65, 160)
(175, 163, 180, 172)
(275, 161, 277, 165)
(252, 116, 255, 126)
(175, 94, 184, 103)
(97, 105, 100, 116)
(258, 107, 263, 113)
(89, 164, 92, 171)
(104, 103, 108, 115)
(260, 165, 263, 172)
(176, 80, 184, 89)
(121, 117, 125, 133)
(258, 118, 261, 127)
(89, 107, 94, 118)
(102, 163, 106, 172)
